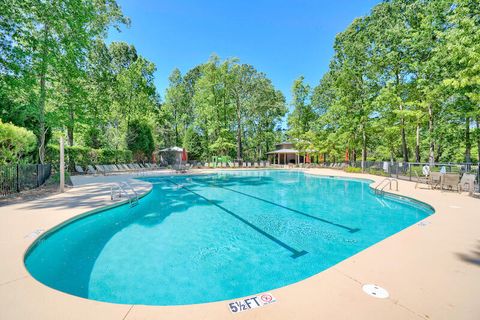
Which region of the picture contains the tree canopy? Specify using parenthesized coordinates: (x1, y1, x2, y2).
(0, 0, 478, 165)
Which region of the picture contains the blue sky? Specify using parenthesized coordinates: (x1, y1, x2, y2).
(108, 0, 381, 103)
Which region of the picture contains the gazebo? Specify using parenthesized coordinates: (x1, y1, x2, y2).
(267, 142, 307, 165)
(159, 146, 185, 165)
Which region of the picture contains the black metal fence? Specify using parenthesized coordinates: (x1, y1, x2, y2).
(348, 161, 479, 187)
(0, 164, 52, 197)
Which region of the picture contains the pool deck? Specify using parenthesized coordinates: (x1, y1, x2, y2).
(0, 168, 479, 320)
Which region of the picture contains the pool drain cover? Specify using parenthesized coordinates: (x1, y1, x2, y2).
(362, 284, 389, 299)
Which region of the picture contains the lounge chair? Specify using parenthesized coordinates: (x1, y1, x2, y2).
(242, 162, 247, 168)
(428, 172, 442, 189)
(459, 173, 476, 194)
(247, 162, 252, 167)
(95, 165, 107, 175)
(234, 162, 239, 168)
(75, 165, 86, 175)
(414, 171, 429, 189)
(87, 165, 97, 174)
(441, 173, 460, 192)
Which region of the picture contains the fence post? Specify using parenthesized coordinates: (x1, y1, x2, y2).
(60, 137, 65, 193)
(36, 164, 40, 187)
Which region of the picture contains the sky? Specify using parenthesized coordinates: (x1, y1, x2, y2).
(107, 0, 381, 104)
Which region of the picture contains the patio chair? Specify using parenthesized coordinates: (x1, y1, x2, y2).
(87, 165, 97, 174)
(414, 171, 429, 189)
(428, 172, 442, 189)
(247, 162, 252, 167)
(441, 173, 460, 192)
(95, 165, 107, 175)
(459, 173, 476, 194)
(234, 162, 239, 168)
(242, 162, 247, 168)
(75, 165, 86, 175)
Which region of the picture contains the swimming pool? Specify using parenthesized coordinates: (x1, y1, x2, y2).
(25, 170, 433, 305)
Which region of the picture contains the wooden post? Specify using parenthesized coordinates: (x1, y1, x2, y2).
(59, 137, 65, 193)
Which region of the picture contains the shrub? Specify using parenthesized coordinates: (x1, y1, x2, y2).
(0, 120, 37, 165)
(45, 144, 133, 170)
(344, 167, 362, 173)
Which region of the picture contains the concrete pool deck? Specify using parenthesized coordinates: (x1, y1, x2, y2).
(0, 168, 478, 320)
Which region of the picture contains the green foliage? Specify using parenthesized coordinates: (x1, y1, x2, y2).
(344, 167, 362, 173)
(0, 120, 37, 164)
(161, 55, 286, 161)
(1, 0, 479, 166)
(126, 120, 155, 162)
(45, 144, 132, 169)
(307, 0, 480, 165)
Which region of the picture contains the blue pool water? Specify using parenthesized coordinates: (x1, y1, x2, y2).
(25, 170, 433, 305)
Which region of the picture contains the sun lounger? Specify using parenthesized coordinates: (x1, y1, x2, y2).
(95, 165, 107, 175)
(75, 165, 85, 175)
(459, 173, 476, 194)
(414, 171, 429, 189)
(87, 165, 97, 174)
(441, 173, 460, 192)
(428, 172, 442, 189)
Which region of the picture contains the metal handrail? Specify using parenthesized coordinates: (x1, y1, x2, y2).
(110, 181, 139, 207)
(374, 178, 399, 195)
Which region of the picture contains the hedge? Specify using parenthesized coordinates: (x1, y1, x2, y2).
(46, 145, 133, 170)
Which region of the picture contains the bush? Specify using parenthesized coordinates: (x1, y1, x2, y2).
(45, 144, 133, 171)
(0, 120, 37, 165)
(344, 167, 362, 173)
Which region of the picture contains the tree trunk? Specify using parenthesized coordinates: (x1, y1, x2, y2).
(465, 116, 471, 163)
(476, 116, 480, 163)
(400, 105, 408, 163)
(361, 122, 367, 172)
(396, 71, 408, 163)
(67, 103, 74, 146)
(38, 23, 51, 164)
(235, 96, 243, 161)
(415, 122, 421, 162)
(428, 104, 435, 165)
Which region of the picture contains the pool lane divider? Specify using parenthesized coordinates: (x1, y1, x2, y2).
(190, 178, 360, 233)
(165, 179, 308, 259)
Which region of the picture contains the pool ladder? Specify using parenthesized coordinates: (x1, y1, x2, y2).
(110, 181, 139, 207)
(374, 178, 399, 195)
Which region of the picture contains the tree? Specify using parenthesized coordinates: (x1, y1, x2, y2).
(126, 120, 155, 162)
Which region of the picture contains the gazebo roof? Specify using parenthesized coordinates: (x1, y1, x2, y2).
(159, 146, 183, 152)
(266, 148, 299, 154)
